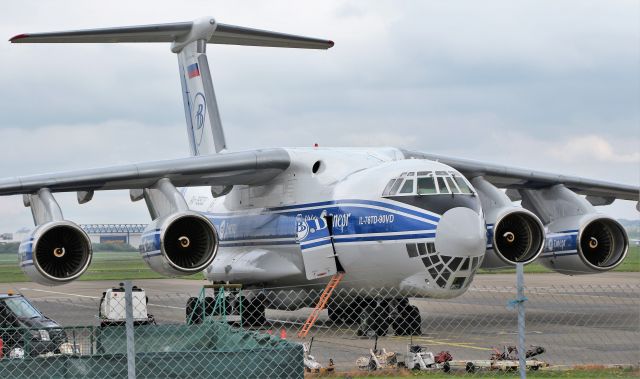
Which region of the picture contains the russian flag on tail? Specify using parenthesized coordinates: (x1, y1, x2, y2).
(187, 63, 200, 79)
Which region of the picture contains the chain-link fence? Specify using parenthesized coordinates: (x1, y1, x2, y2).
(0, 278, 638, 378)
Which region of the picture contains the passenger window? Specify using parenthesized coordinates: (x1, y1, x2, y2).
(446, 177, 460, 194)
(454, 177, 473, 194)
(399, 179, 414, 194)
(382, 179, 396, 196)
(390, 179, 404, 195)
(436, 177, 450, 194)
(417, 177, 437, 195)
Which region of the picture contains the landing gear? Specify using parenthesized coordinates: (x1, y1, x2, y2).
(392, 299, 422, 336)
(328, 299, 362, 324)
(242, 294, 266, 327)
(328, 297, 422, 337)
(356, 299, 391, 337)
(186, 296, 215, 324)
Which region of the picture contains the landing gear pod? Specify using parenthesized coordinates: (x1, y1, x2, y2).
(18, 221, 92, 286)
(139, 211, 218, 276)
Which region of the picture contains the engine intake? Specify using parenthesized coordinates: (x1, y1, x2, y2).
(140, 212, 218, 276)
(579, 218, 627, 271)
(19, 221, 92, 286)
(540, 216, 628, 275)
(493, 211, 545, 265)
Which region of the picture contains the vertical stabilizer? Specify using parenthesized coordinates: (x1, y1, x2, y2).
(9, 16, 334, 156)
(177, 39, 226, 155)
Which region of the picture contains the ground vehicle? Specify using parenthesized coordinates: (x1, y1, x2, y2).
(0, 293, 66, 357)
(404, 344, 452, 371)
(98, 285, 155, 327)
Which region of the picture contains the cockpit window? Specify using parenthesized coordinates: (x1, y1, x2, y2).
(453, 176, 473, 194)
(382, 179, 396, 196)
(417, 177, 437, 195)
(436, 177, 450, 194)
(383, 171, 474, 196)
(389, 178, 404, 194)
(446, 176, 459, 194)
(400, 179, 414, 194)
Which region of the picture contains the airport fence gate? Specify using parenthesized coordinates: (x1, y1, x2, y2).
(1, 277, 638, 378)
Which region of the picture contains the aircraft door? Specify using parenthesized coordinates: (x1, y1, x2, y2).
(297, 211, 339, 280)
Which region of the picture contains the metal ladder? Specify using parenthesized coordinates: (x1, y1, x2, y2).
(297, 272, 345, 338)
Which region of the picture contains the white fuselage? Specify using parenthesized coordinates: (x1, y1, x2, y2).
(184, 147, 487, 304)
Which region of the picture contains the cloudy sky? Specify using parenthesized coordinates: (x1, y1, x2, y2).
(0, 1, 638, 233)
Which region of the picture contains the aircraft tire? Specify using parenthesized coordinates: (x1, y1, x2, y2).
(357, 299, 390, 337)
(392, 303, 422, 336)
(186, 297, 203, 324)
(327, 302, 344, 323)
(242, 295, 266, 327)
(328, 299, 362, 324)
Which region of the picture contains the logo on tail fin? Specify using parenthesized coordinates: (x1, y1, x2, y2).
(192, 92, 207, 147)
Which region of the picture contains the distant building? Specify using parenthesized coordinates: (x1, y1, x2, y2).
(80, 224, 146, 247)
(13, 227, 31, 243)
(10, 224, 146, 247)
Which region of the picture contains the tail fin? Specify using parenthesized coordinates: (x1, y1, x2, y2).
(10, 17, 334, 156)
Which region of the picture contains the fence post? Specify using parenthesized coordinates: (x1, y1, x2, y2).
(516, 263, 526, 379)
(124, 280, 136, 379)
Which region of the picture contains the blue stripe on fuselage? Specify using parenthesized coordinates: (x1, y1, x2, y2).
(205, 199, 440, 249)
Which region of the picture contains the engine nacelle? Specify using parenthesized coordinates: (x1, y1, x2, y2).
(540, 215, 628, 275)
(139, 211, 218, 277)
(18, 221, 93, 286)
(471, 177, 545, 269)
(484, 208, 546, 267)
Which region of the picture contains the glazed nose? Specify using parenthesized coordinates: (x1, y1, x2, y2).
(435, 207, 486, 257)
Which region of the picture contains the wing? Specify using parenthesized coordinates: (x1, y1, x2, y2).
(402, 149, 638, 204)
(0, 148, 290, 196)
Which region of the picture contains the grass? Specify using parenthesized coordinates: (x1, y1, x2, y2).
(316, 367, 640, 378)
(0, 246, 637, 284)
(0, 251, 205, 283)
(479, 246, 640, 275)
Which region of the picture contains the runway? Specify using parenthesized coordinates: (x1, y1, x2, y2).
(2, 272, 638, 371)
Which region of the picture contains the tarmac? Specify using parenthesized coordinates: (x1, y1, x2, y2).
(2, 272, 638, 371)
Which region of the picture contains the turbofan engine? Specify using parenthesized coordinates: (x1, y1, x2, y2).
(519, 184, 630, 275)
(139, 211, 218, 276)
(18, 221, 92, 286)
(541, 215, 628, 274)
(471, 177, 545, 269)
(485, 209, 546, 267)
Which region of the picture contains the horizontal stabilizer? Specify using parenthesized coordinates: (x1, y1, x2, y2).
(9, 19, 334, 49)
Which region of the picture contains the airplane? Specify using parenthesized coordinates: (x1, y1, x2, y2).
(1, 17, 637, 335)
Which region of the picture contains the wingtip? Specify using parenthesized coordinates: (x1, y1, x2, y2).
(9, 34, 28, 43)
